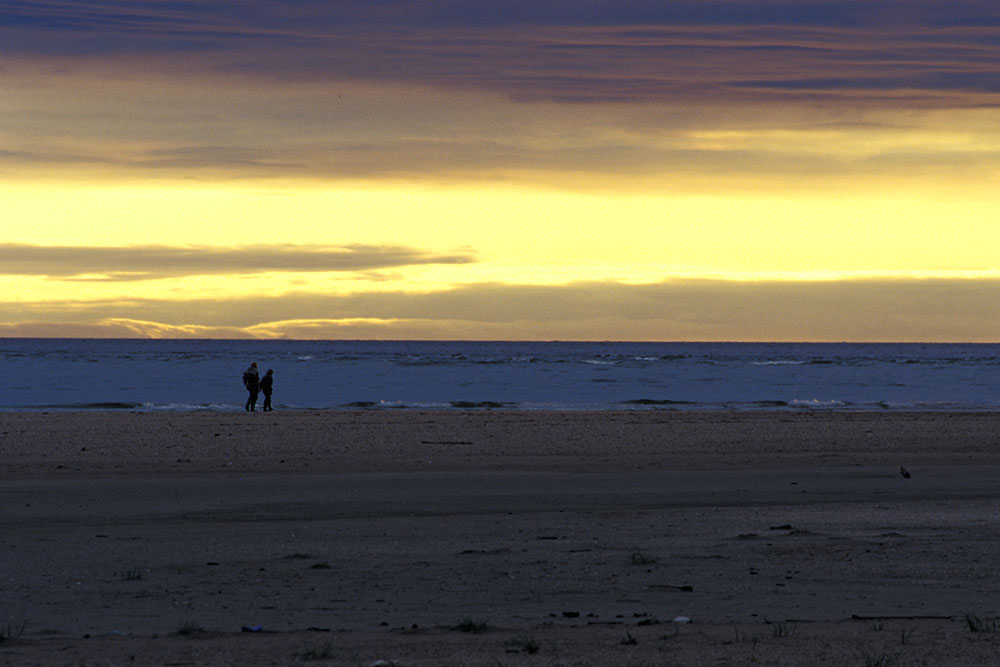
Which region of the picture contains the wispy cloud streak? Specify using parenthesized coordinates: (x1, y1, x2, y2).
(0, 243, 474, 279)
(2, 278, 999, 341)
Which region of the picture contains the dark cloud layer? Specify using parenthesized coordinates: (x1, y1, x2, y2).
(5, 1, 999, 186)
(3, 1, 999, 106)
(0, 243, 474, 280)
(5, 1, 998, 32)
(4, 278, 999, 341)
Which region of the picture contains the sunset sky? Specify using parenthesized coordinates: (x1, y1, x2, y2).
(3, 1, 1000, 340)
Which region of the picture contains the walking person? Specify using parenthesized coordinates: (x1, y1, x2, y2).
(243, 362, 260, 412)
(260, 368, 274, 411)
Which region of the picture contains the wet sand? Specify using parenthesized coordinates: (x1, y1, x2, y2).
(2, 410, 1000, 665)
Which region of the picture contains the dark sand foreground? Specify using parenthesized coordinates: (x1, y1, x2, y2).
(3, 410, 1000, 665)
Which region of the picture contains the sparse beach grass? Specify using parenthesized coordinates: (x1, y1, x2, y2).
(965, 612, 999, 633)
(860, 649, 900, 667)
(504, 636, 539, 654)
(770, 621, 796, 638)
(453, 618, 490, 634)
(0, 621, 27, 645)
(629, 550, 658, 565)
(175, 620, 204, 636)
(300, 641, 334, 661)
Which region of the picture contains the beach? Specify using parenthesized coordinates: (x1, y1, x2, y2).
(2, 410, 1000, 665)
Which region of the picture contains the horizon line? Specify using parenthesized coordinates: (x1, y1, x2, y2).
(2, 337, 998, 345)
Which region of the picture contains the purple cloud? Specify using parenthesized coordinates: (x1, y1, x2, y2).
(3, 1, 999, 106)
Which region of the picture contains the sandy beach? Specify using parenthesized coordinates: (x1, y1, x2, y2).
(3, 410, 1000, 665)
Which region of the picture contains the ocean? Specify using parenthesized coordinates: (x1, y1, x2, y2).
(1, 339, 998, 412)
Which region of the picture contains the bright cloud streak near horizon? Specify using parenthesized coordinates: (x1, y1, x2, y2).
(3, 1, 1000, 341)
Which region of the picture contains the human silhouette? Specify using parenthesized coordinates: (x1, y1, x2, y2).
(243, 362, 260, 412)
(260, 368, 274, 411)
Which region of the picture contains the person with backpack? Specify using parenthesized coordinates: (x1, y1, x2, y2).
(243, 362, 260, 412)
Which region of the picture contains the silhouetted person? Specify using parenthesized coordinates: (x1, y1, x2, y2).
(260, 368, 274, 411)
(243, 362, 260, 412)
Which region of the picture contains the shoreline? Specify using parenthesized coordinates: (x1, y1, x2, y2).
(3, 411, 1000, 664)
(7, 403, 1000, 414)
